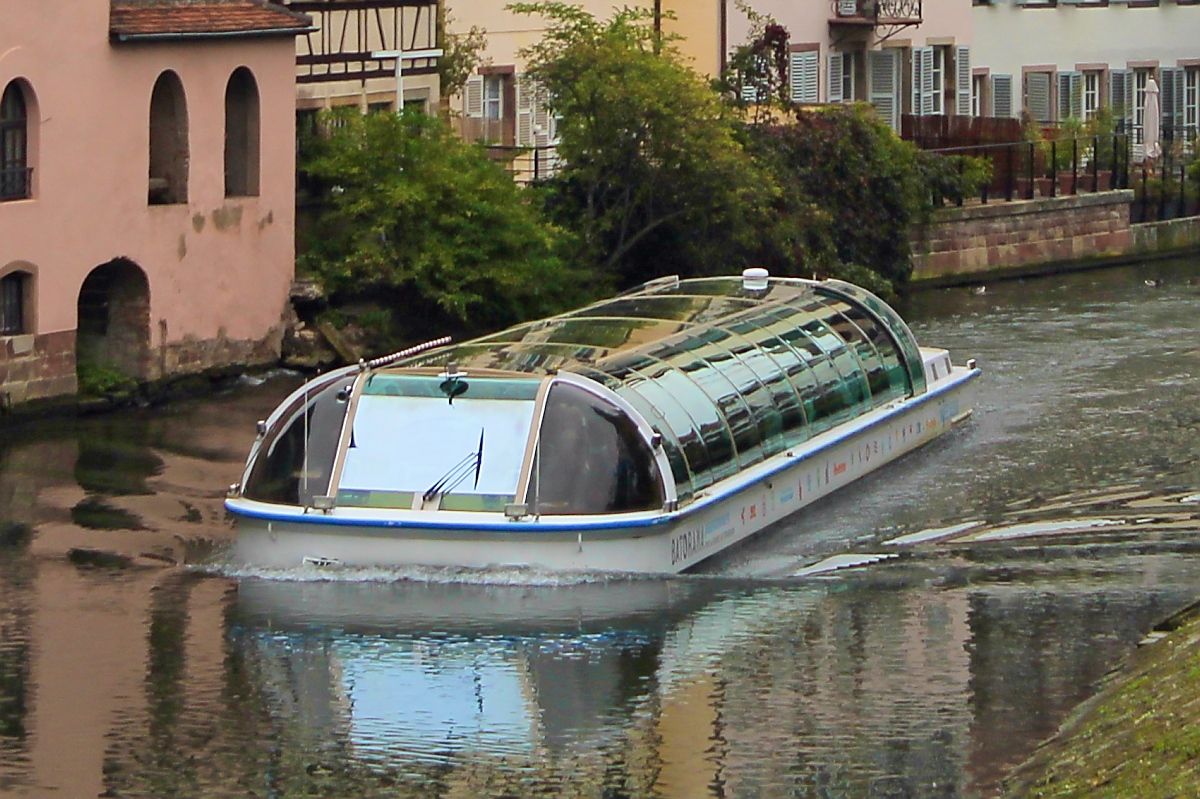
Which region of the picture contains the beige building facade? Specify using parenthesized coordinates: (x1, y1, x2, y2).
(445, 0, 721, 157)
(728, 0, 974, 129)
(0, 0, 308, 404)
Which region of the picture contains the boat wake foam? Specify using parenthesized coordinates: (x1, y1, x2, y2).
(196, 557, 666, 587)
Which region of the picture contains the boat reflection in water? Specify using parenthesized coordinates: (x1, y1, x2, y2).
(228, 270, 979, 574)
(229, 572, 973, 796)
(231, 576, 726, 771)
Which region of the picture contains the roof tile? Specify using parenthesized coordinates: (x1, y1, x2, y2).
(111, 0, 311, 40)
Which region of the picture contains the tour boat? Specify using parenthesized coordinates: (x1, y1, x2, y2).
(226, 270, 980, 574)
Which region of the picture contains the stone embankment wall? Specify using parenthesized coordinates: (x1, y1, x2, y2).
(911, 191, 1139, 284)
(911, 189, 1200, 285)
(0, 331, 77, 406)
(0, 325, 284, 410)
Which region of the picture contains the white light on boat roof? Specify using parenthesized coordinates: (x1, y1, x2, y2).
(742, 267, 770, 291)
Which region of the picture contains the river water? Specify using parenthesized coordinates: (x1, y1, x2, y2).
(2, 258, 1199, 798)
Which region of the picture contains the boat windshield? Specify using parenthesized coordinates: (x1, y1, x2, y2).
(335, 374, 541, 512)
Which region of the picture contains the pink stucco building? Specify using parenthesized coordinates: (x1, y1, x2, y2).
(0, 0, 310, 405)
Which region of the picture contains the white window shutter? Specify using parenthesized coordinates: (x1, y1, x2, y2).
(868, 49, 900, 130)
(838, 0, 858, 15)
(1026, 71, 1051, 123)
(465, 75, 484, 118)
(828, 52, 844, 103)
(790, 51, 819, 104)
(911, 47, 934, 116)
(533, 82, 551, 140)
(789, 51, 802, 102)
(1174, 68, 1187, 141)
(991, 74, 1014, 118)
(956, 46, 971, 116)
(920, 47, 935, 115)
(910, 48, 923, 115)
(516, 74, 534, 146)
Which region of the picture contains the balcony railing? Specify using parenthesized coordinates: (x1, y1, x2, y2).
(486, 145, 560, 185)
(832, 0, 922, 24)
(0, 167, 32, 201)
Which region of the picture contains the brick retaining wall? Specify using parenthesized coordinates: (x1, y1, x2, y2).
(912, 190, 1136, 284)
(0, 330, 78, 405)
(0, 324, 283, 408)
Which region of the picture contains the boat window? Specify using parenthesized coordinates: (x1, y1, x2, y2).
(242, 374, 354, 506)
(571, 365, 697, 502)
(621, 355, 734, 487)
(829, 300, 910, 403)
(337, 377, 540, 511)
(817, 282, 926, 395)
(818, 299, 890, 405)
(527, 382, 663, 515)
(594, 358, 706, 496)
(669, 336, 765, 469)
(726, 318, 810, 447)
(791, 306, 870, 416)
(648, 344, 743, 481)
(364, 373, 540, 400)
(805, 355, 856, 435)
(611, 367, 699, 501)
(717, 326, 797, 458)
(574, 295, 716, 324)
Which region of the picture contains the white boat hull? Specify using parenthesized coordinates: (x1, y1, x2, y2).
(231, 367, 978, 574)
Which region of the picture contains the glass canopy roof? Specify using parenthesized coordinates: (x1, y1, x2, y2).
(396, 277, 928, 503)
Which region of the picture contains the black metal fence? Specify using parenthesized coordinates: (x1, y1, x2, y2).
(928, 134, 1132, 205)
(1129, 156, 1200, 223)
(926, 127, 1200, 224)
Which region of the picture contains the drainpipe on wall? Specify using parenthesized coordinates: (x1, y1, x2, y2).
(719, 0, 728, 74)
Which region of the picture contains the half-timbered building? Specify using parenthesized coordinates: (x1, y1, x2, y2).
(276, 0, 441, 120)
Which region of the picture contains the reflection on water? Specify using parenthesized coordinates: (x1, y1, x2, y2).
(0, 259, 1198, 797)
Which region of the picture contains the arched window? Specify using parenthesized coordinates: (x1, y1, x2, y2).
(224, 67, 260, 197)
(0, 271, 31, 335)
(148, 71, 188, 204)
(1, 81, 30, 201)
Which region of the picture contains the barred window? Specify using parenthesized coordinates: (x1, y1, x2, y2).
(1, 272, 29, 335)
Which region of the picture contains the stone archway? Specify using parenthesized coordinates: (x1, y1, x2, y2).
(76, 258, 151, 382)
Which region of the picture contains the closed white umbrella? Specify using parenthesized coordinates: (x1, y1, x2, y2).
(1143, 77, 1161, 161)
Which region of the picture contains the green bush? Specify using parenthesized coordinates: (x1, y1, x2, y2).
(918, 151, 993, 206)
(299, 107, 585, 336)
(745, 104, 939, 292)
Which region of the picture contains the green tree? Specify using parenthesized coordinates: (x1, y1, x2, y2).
(299, 108, 580, 334)
(510, 2, 777, 289)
